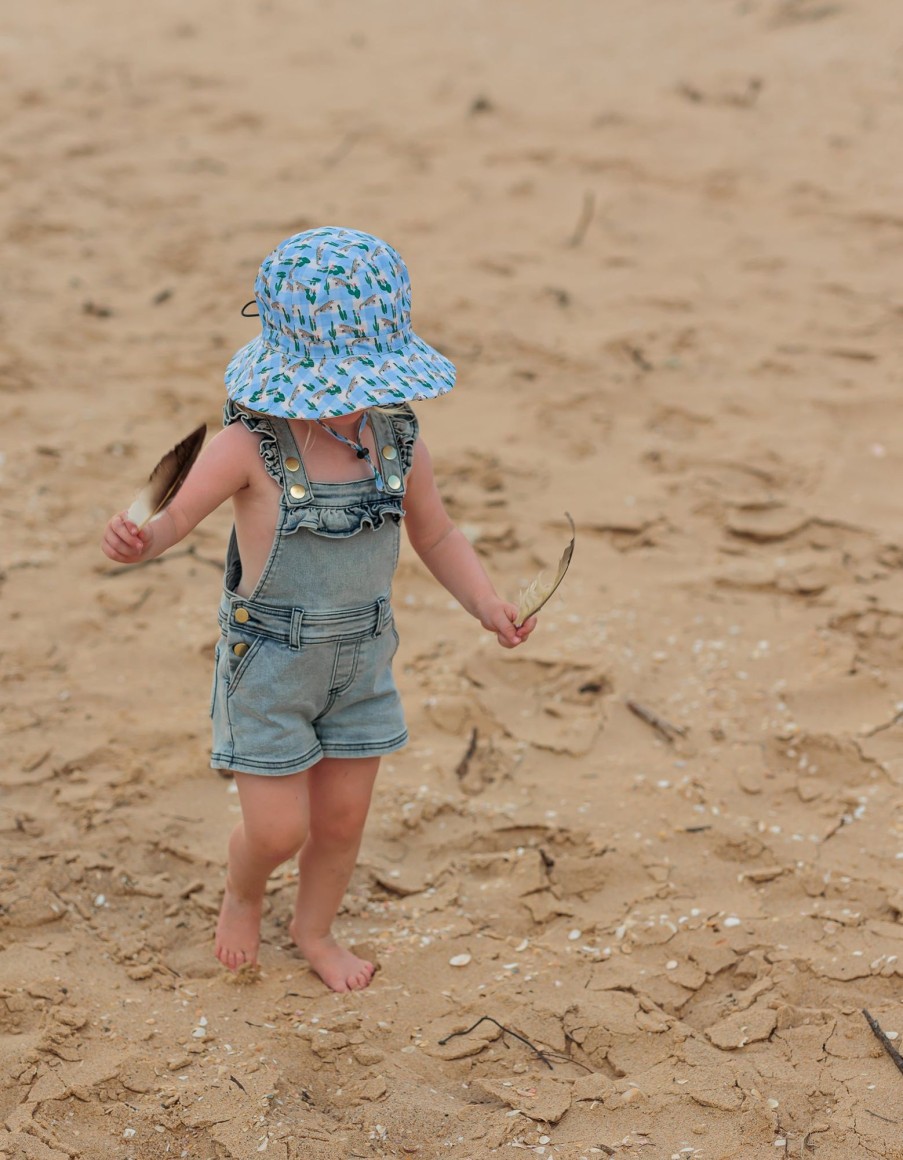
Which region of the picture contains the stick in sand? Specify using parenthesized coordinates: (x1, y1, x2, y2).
(863, 1009, 903, 1078)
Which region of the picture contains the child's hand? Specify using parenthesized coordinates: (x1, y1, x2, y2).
(478, 599, 538, 649)
(102, 511, 151, 564)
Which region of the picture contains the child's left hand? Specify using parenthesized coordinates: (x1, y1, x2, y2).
(478, 600, 537, 649)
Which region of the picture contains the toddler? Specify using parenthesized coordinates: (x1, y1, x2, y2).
(102, 227, 536, 992)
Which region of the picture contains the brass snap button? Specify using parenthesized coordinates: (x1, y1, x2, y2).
(381, 445, 397, 461)
(285, 456, 301, 472)
(289, 484, 307, 499)
(386, 474, 402, 491)
(234, 607, 250, 624)
(232, 642, 249, 657)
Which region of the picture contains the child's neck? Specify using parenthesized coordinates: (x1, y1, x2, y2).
(318, 410, 366, 433)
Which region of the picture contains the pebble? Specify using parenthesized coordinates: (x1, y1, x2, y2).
(449, 954, 471, 967)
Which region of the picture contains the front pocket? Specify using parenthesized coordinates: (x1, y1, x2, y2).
(224, 634, 265, 698)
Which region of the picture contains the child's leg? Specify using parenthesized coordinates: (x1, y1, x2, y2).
(215, 769, 310, 971)
(289, 755, 379, 993)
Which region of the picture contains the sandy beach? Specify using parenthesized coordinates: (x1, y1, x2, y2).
(4, 1, 903, 1156)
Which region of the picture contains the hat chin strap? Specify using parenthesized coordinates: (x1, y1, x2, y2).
(317, 412, 385, 492)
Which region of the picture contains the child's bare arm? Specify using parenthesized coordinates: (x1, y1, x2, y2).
(403, 439, 536, 648)
(101, 423, 254, 565)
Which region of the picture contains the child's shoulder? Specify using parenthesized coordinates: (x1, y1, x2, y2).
(206, 413, 272, 474)
(216, 414, 266, 447)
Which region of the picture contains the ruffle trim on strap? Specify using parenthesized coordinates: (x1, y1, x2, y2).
(222, 400, 419, 538)
(283, 497, 406, 539)
(222, 400, 283, 485)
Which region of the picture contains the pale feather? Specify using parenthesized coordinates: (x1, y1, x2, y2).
(515, 513, 576, 626)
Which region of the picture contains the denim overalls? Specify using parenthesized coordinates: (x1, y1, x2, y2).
(209, 403, 416, 775)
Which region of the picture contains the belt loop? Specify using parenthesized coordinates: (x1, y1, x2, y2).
(290, 608, 304, 650)
(374, 597, 389, 637)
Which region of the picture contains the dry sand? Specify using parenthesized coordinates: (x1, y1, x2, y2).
(4, 1, 903, 1156)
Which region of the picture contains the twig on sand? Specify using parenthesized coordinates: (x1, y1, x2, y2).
(625, 699, 687, 744)
(863, 1009, 903, 1078)
(438, 1016, 555, 1070)
(566, 191, 596, 247)
(323, 131, 361, 168)
(455, 727, 478, 780)
(865, 1109, 899, 1124)
(861, 709, 903, 738)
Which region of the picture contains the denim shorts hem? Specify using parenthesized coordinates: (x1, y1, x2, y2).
(210, 743, 323, 777)
(210, 729, 407, 776)
(319, 730, 408, 759)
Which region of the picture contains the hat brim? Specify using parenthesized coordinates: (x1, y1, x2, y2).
(225, 330, 455, 419)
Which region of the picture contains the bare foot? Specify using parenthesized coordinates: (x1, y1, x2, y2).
(215, 886, 262, 972)
(289, 921, 375, 992)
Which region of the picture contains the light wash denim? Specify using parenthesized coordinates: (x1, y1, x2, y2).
(210, 405, 416, 775)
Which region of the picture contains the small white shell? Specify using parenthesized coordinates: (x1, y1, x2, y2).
(449, 953, 472, 967)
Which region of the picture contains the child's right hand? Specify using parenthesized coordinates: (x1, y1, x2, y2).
(102, 512, 151, 564)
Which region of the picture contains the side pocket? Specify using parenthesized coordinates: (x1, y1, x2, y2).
(210, 642, 222, 718)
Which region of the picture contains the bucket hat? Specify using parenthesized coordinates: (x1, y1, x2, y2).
(225, 226, 456, 419)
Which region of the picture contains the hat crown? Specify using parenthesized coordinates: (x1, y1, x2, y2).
(255, 228, 413, 359)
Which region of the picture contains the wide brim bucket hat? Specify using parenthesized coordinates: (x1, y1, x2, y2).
(225, 226, 456, 419)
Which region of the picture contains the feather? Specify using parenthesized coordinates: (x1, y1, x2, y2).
(127, 424, 206, 529)
(515, 513, 576, 627)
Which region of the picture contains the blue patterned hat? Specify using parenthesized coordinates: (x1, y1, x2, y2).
(225, 227, 456, 419)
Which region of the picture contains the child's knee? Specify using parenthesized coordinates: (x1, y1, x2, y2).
(310, 809, 367, 848)
(246, 822, 306, 866)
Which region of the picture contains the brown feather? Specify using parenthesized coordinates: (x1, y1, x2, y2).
(127, 424, 206, 529)
(515, 513, 576, 627)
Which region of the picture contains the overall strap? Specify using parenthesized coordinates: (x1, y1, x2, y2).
(270, 419, 315, 507)
(366, 409, 407, 496)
